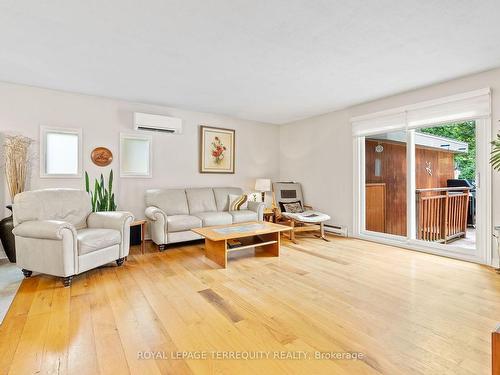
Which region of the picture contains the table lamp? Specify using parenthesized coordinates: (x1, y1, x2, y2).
(254, 178, 271, 203)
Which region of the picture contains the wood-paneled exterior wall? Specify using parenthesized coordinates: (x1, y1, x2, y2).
(365, 139, 455, 236)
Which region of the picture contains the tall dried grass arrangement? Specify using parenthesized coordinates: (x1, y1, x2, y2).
(3, 135, 33, 201)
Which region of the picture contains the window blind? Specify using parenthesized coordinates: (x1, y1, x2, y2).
(351, 88, 491, 136)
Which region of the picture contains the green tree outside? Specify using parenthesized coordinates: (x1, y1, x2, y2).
(418, 121, 476, 180)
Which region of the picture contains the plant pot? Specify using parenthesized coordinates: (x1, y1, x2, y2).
(0, 205, 16, 263)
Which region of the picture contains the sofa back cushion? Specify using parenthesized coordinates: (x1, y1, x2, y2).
(213, 187, 244, 211)
(13, 189, 92, 229)
(145, 189, 189, 215)
(186, 188, 217, 214)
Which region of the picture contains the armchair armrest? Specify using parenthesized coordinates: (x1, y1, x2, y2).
(87, 211, 134, 258)
(13, 220, 76, 240)
(247, 201, 265, 221)
(87, 211, 134, 231)
(145, 206, 167, 222)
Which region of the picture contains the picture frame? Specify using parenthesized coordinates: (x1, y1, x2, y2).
(199, 125, 235, 174)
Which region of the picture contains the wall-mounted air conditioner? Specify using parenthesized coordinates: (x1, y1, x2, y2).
(134, 112, 182, 134)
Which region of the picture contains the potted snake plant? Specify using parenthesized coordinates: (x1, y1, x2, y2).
(85, 169, 117, 212)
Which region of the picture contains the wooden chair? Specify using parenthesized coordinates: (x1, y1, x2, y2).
(273, 182, 330, 243)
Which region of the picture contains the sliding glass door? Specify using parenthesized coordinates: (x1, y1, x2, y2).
(412, 121, 477, 253)
(353, 89, 491, 265)
(364, 131, 407, 239)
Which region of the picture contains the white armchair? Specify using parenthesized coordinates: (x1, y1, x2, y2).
(12, 189, 134, 287)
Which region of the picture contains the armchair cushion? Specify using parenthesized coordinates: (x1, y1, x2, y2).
(281, 211, 331, 223)
(77, 228, 121, 255)
(167, 215, 202, 232)
(13, 189, 91, 229)
(12, 220, 76, 240)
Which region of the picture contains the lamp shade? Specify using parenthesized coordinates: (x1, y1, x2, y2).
(255, 178, 271, 192)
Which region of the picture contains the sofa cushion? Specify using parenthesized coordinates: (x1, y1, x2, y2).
(194, 212, 233, 226)
(229, 210, 258, 223)
(213, 187, 244, 211)
(186, 188, 217, 213)
(77, 228, 121, 256)
(145, 189, 189, 215)
(167, 215, 202, 233)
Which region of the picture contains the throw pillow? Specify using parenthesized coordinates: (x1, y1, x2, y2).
(229, 194, 248, 211)
(280, 200, 304, 213)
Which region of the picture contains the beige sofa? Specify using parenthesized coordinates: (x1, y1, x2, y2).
(12, 189, 134, 286)
(145, 187, 265, 248)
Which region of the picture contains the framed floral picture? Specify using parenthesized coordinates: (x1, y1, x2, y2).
(199, 125, 235, 174)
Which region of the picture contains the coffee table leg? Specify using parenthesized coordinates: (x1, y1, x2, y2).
(205, 238, 227, 268)
(260, 231, 280, 257)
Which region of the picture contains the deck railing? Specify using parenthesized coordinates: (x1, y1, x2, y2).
(416, 187, 470, 243)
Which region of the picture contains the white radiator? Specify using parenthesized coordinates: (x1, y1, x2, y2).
(324, 224, 348, 237)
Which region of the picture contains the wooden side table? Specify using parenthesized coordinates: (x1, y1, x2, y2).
(263, 208, 275, 223)
(131, 219, 147, 254)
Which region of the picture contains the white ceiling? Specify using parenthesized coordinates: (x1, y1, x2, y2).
(1, 1, 500, 124)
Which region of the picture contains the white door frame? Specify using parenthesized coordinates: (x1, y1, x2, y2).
(353, 118, 493, 266)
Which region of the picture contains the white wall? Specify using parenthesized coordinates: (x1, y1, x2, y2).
(280, 67, 500, 264)
(3, 67, 500, 262)
(279, 109, 353, 228)
(0, 82, 280, 257)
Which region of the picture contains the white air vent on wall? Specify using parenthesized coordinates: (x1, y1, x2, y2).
(134, 112, 182, 134)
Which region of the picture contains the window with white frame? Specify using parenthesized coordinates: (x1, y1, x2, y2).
(40, 126, 82, 178)
(120, 133, 152, 177)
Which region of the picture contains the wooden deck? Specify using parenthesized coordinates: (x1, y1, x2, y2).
(0, 236, 498, 374)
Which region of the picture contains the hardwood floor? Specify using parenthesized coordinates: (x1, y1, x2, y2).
(0, 235, 499, 374)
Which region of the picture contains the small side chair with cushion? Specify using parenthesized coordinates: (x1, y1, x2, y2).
(12, 189, 134, 287)
(273, 182, 331, 243)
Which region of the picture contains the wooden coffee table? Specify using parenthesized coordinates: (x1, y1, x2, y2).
(192, 221, 292, 268)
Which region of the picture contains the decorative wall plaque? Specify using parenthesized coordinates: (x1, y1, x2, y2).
(91, 147, 113, 167)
